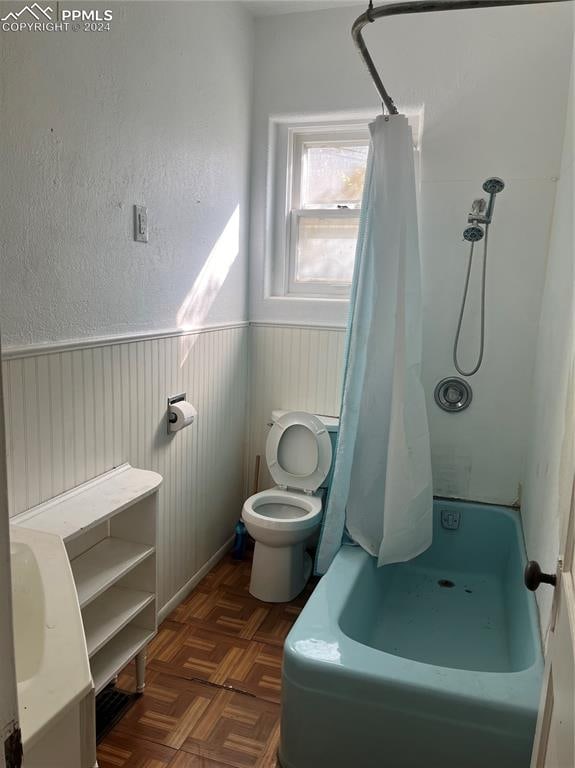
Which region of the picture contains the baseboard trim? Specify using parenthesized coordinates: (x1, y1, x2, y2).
(157, 535, 235, 623)
(2, 321, 249, 360)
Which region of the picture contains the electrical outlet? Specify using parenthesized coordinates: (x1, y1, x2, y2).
(134, 205, 148, 243)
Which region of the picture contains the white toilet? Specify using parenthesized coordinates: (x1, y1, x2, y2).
(242, 410, 337, 603)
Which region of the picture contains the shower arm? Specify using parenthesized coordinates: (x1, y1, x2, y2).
(352, 0, 573, 115)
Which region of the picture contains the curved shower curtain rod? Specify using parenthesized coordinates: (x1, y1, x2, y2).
(352, 0, 573, 115)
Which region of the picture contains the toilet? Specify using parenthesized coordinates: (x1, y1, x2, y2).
(242, 410, 338, 603)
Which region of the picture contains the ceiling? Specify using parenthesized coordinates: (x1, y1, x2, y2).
(243, 1, 365, 17)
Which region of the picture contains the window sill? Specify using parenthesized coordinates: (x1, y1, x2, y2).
(253, 293, 350, 329)
(268, 293, 350, 304)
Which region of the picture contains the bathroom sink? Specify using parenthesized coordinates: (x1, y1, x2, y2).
(10, 541, 45, 683)
(9, 526, 92, 751)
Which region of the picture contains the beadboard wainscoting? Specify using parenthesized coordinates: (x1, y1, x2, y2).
(248, 324, 346, 491)
(2, 324, 249, 611)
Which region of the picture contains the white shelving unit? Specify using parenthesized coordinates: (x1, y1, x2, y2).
(72, 538, 155, 609)
(83, 586, 155, 658)
(14, 463, 162, 695)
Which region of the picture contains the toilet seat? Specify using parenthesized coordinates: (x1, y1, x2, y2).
(266, 411, 332, 493)
(243, 489, 322, 532)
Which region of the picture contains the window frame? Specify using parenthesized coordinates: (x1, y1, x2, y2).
(270, 120, 371, 300)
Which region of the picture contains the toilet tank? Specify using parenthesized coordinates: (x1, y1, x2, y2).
(271, 410, 339, 492)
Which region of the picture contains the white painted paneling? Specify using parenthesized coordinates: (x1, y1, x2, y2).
(2, 326, 249, 611)
(248, 324, 345, 490)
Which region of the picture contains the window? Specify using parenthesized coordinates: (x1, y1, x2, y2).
(266, 114, 420, 306)
(270, 121, 371, 299)
(288, 130, 369, 296)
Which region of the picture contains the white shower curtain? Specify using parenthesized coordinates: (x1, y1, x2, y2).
(317, 114, 433, 574)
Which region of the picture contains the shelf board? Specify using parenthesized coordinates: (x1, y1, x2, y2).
(91, 625, 154, 695)
(13, 463, 162, 543)
(83, 586, 155, 658)
(72, 537, 155, 608)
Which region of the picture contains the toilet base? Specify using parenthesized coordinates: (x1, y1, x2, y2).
(249, 543, 312, 603)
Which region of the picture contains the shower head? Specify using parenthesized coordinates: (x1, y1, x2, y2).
(463, 225, 484, 242)
(482, 177, 505, 195)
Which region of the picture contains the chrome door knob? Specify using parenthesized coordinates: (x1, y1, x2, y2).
(524, 561, 557, 591)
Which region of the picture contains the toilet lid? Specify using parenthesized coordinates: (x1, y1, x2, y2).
(266, 411, 332, 493)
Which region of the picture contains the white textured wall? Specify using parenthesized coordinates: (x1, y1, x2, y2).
(248, 4, 573, 506)
(3, 326, 249, 610)
(0, 2, 254, 611)
(0, 1, 253, 346)
(522, 47, 575, 636)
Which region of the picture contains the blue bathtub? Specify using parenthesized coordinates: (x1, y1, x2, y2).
(280, 500, 543, 768)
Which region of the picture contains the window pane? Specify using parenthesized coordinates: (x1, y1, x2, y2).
(295, 215, 358, 284)
(302, 143, 368, 209)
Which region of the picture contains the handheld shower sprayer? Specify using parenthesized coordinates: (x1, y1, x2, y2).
(482, 176, 505, 223)
(454, 177, 505, 377)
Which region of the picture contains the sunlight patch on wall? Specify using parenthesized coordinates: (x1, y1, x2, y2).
(177, 205, 240, 364)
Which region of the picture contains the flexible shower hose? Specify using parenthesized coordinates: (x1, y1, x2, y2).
(453, 225, 489, 377)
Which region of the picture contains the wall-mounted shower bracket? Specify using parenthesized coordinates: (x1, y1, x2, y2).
(468, 198, 487, 224)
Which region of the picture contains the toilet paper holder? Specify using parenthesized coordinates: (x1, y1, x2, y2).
(167, 393, 196, 434)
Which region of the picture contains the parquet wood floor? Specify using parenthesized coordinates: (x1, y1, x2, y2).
(97, 551, 315, 768)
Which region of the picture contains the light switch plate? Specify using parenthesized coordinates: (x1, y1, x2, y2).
(134, 205, 148, 243)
